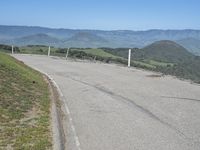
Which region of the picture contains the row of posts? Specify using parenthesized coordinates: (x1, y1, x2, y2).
(47, 46, 69, 59)
(11, 45, 132, 67)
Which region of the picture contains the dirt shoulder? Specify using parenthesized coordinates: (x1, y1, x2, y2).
(45, 75, 68, 150)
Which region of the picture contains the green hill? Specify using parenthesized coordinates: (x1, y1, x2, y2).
(104, 41, 194, 64)
(139, 40, 194, 63)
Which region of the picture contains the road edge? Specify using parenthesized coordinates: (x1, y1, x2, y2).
(45, 76, 66, 150)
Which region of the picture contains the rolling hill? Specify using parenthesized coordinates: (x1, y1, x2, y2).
(0, 25, 200, 55)
(104, 40, 194, 63)
(140, 40, 194, 63)
(64, 32, 109, 48)
(7, 33, 62, 46)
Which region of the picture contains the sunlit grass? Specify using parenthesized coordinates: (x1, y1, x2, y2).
(0, 52, 52, 149)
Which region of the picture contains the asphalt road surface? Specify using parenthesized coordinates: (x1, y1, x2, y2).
(14, 54, 200, 150)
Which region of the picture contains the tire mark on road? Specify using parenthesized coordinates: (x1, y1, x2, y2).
(161, 96, 200, 103)
(62, 74, 200, 147)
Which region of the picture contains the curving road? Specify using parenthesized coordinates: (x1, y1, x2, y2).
(14, 54, 200, 150)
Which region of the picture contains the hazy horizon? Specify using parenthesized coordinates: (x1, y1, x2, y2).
(1, 24, 200, 31)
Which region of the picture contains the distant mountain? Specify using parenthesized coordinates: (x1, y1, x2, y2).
(176, 38, 200, 56)
(64, 32, 109, 48)
(0, 25, 75, 39)
(6, 33, 62, 46)
(0, 25, 200, 55)
(140, 40, 193, 63)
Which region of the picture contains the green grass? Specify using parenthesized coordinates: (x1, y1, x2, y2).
(131, 59, 174, 70)
(132, 60, 156, 69)
(72, 48, 120, 58)
(0, 52, 52, 149)
(20, 46, 57, 55)
(0, 49, 11, 53)
(145, 60, 174, 67)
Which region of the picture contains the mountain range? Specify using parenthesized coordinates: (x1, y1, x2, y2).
(0, 25, 200, 55)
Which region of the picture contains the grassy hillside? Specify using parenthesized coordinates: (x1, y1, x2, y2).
(20, 45, 57, 55)
(103, 41, 194, 63)
(0, 44, 20, 53)
(141, 40, 193, 63)
(70, 48, 120, 58)
(12, 33, 61, 46)
(0, 52, 52, 149)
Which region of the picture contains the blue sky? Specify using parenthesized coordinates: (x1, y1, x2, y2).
(1, 0, 199, 30)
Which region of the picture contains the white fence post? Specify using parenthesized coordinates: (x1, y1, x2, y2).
(12, 45, 14, 54)
(128, 49, 131, 67)
(48, 46, 51, 57)
(66, 48, 69, 59)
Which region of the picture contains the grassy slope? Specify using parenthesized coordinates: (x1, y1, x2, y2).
(0, 52, 51, 149)
(86, 48, 115, 57)
(20, 46, 57, 55)
(141, 40, 193, 63)
(145, 60, 173, 67)
(72, 48, 120, 58)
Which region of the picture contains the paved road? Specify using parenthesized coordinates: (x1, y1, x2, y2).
(14, 54, 200, 150)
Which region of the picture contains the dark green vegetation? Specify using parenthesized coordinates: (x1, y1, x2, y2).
(0, 52, 52, 149)
(138, 40, 193, 63)
(0, 44, 20, 53)
(20, 45, 58, 55)
(1, 25, 200, 55)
